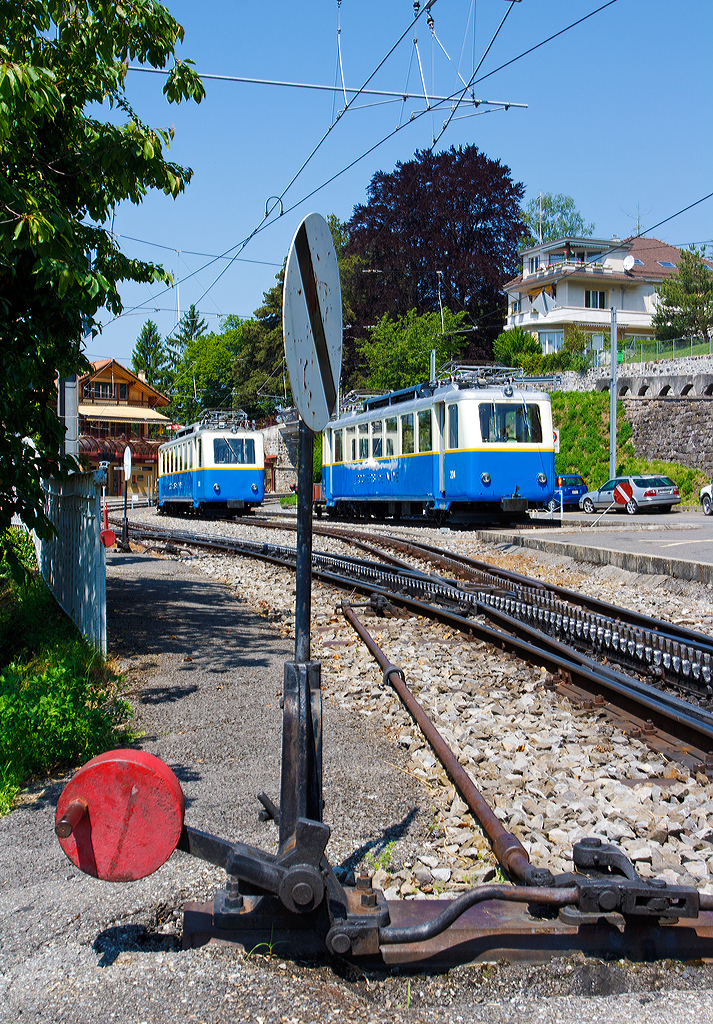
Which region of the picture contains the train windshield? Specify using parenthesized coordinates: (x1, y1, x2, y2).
(479, 403, 543, 444)
(214, 437, 256, 464)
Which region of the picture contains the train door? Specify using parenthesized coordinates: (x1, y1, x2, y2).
(443, 400, 464, 501)
(434, 402, 445, 502)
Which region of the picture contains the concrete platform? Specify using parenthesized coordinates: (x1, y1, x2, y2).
(478, 509, 713, 584)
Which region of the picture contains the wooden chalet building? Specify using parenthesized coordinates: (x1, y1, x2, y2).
(77, 359, 171, 498)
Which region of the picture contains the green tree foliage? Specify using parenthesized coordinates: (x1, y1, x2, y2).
(521, 192, 595, 249)
(171, 318, 243, 426)
(492, 326, 541, 367)
(359, 308, 468, 393)
(131, 319, 167, 390)
(0, 1, 204, 559)
(168, 301, 208, 358)
(231, 270, 293, 419)
(345, 145, 525, 364)
(652, 246, 713, 343)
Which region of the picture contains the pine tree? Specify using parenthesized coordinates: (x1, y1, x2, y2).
(131, 320, 167, 390)
(653, 247, 713, 343)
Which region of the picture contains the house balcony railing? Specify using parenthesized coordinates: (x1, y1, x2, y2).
(522, 260, 614, 282)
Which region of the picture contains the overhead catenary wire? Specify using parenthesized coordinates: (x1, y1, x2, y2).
(115, 0, 629, 351)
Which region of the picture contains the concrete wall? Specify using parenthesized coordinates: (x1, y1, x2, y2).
(622, 397, 713, 476)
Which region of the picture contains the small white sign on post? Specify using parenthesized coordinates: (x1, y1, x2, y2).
(553, 428, 560, 454)
(123, 445, 132, 482)
(283, 213, 343, 432)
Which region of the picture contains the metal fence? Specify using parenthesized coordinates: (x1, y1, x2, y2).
(39, 472, 107, 654)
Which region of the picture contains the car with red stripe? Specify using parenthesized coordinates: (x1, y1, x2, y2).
(579, 475, 680, 515)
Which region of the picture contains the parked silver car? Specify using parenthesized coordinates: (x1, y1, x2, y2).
(579, 475, 680, 515)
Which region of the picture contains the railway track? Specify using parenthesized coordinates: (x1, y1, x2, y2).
(118, 516, 713, 772)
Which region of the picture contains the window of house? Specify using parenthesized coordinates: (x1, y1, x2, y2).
(401, 413, 414, 455)
(448, 404, 458, 449)
(528, 256, 540, 273)
(634, 258, 645, 266)
(586, 252, 602, 264)
(418, 409, 432, 452)
(539, 331, 564, 354)
(511, 298, 521, 314)
(585, 290, 607, 309)
(656, 260, 677, 268)
(385, 416, 397, 457)
(333, 429, 343, 463)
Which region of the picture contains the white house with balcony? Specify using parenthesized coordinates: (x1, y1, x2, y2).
(502, 235, 687, 354)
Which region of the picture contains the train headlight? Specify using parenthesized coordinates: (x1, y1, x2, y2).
(251, 483, 258, 493)
(537, 473, 547, 485)
(481, 472, 491, 486)
(213, 483, 221, 494)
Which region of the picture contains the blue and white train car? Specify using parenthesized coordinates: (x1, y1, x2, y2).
(157, 411, 264, 516)
(321, 374, 554, 523)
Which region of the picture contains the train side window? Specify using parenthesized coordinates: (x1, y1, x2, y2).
(346, 426, 356, 462)
(371, 420, 383, 458)
(401, 413, 414, 455)
(197, 438, 202, 468)
(418, 409, 432, 452)
(358, 422, 368, 459)
(526, 404, 543, 443)
(334, 429, 343, 463)
(448, 404, 459, 448)
(385, 416, 397, 457)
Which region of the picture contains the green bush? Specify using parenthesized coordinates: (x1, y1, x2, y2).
(0, 662, 131, 814)
(0, 555, 132, 814)
(551, 392, 707, 504)
(0, 527, 37, 583)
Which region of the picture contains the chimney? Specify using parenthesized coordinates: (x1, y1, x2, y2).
(137, 370, 146, 382)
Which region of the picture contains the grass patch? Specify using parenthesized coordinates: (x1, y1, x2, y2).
(551, 392, 707, 505)
(279, 493, 298, 507)
(0, 529, 132, 815)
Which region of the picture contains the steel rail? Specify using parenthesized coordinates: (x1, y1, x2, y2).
(243, 519, 713, 693)
(120, 520, 713, 758)
(312, 568, 713, 759)
(205, 515, 713, 658)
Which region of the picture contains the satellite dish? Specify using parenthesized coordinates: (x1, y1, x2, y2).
(623, 255, 635, 272)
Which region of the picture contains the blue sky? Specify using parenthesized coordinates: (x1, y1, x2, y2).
(88, 0, 713, 366)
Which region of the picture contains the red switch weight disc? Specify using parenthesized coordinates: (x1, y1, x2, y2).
(55, 749, 185, 881)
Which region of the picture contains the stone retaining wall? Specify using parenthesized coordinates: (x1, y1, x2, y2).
(622, 397, 713, 476)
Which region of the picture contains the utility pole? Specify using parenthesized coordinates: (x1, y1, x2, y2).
(436, 270, 444, 335)
(609, 307, 617, 480)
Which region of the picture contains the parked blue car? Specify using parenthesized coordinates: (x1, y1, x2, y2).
(547, 474, 588, 511)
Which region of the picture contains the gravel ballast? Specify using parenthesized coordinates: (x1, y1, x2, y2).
(2, 518, 713, 1022)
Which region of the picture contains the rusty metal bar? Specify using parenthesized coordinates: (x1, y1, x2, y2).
(379, 883, 578, 945)
(54, 799, 87, 839)
(340, 602, 551, 887)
